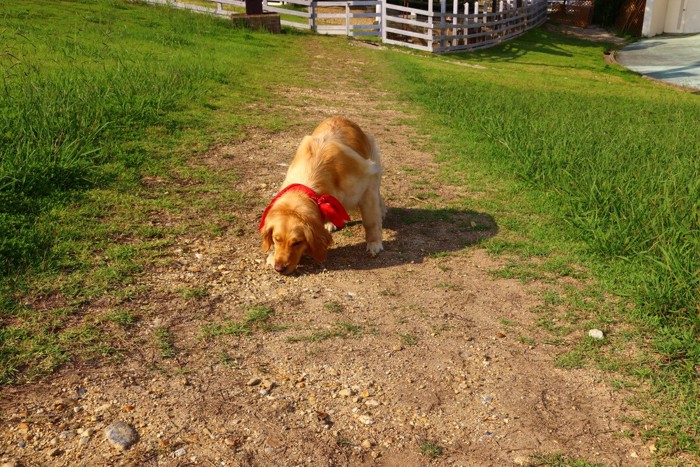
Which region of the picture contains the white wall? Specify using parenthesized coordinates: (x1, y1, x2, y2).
(643, 0, 700, 36)
(643, 0, 669, 36)
(684, 0, 700, 33)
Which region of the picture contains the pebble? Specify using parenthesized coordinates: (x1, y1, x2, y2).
(339, 388, 353, 397)
(247, 377, 262, 386)
(361, 439, 373, 448)
(104, 421, 139, 450)
(174, 447, 187, 457)
(365, 399, 380, 407)
(588, 329, 604, 340)
(358, 415, 374, 425)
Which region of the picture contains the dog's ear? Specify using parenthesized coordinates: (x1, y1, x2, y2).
(261, 225, 273, 252)
(305, 222, 332, 263)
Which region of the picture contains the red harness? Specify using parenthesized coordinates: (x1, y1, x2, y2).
(258, 183, 350, 231)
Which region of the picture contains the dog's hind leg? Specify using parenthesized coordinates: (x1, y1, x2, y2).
(359, 183, 384, 256)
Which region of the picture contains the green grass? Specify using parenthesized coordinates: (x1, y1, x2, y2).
(0, 0, 307, 382)
(419, 442, 443, 458)
(383, 29, 700, 455)
(1, 0, 699, 459)
(527, 451, 603, 467)
(202, 306, 277, 338)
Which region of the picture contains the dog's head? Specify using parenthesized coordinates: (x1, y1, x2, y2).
(260, 193, 332, 275)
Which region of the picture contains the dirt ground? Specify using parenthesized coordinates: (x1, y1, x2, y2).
(0, 39, 660, 466)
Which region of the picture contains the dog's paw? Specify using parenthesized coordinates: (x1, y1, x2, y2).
(266, 252, 275, 267)
(366, 241, 383, 257)
(325, 222, 338, 233)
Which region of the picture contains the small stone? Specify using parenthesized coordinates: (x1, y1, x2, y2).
(247, 377, 262, 386)
(18, 422, 29, 434)
(17, 441, 26, 448)
(104, 421, 139, 450)
(49, 447, 63, 457)
(261, 380, 275, 390)
(588, 329, 604, 340)
(513, 455, 529, 465)
(365, 399, 380, 407)
(361, 439, 373, 449)
(2, 461, 19, 467)
(174, 447, 187, 457)
(391, 344, 403, 352)
(339, 388, 353, 397)
(358, 415, 374, 425)
(264, 447, 275, 454)
(82, 428, 95, 438)
(648, 443, 657, 453)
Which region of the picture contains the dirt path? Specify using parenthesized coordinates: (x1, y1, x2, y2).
(1, 40, 655, 466)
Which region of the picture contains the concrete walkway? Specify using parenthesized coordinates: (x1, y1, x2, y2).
(616, 34, 700, 90)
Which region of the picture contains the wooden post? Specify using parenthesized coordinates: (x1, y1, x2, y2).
(440, 0, 446, 50)
(452, 0, 458, 47)
(428, 0, 433, 50)
(245, 0, 263, 15)
(381, 0, 387, 42)
(346, 1, 351, 35)
(310, 0, 316, 31)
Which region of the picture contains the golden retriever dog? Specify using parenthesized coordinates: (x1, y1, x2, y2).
(259, 117, 385, 274)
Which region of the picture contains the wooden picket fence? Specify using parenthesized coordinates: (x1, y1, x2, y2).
(383, 0, 548, 52)
(145, 0, 548, 52)
(145, 0, 381, 36)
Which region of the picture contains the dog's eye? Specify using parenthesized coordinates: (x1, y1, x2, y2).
(291, 240, 302, 247)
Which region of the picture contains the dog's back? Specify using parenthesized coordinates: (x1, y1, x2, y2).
(311, 117, 374, 161)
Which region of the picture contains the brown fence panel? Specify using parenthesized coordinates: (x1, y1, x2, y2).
(615, 0, 645, 36)
(548, 0, 594, 28)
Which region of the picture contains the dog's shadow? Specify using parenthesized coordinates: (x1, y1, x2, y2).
(300, 207, 498, 273)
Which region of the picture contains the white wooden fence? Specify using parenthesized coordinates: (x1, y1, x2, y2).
(145, 0, 548, 52)
(383, 0, 548, 52)
(145, 0, 381, 36)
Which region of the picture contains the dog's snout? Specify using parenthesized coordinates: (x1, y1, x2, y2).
(274, 264, 288, 274)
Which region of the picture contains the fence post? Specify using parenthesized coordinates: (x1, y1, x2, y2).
(452, 0, 459, 47)
(346, 1, 351, 36)
(381, 0, 387, 43)
(310, 0, 316, 32)
(440, 0, 446, 50)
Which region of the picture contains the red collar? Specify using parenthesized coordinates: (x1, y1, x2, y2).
(258, 183, 350, 231)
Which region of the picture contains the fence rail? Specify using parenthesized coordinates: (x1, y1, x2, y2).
(383, 0, 547, 52)
(145, 0, 548, 53)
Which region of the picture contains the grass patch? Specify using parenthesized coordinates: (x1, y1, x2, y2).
(154, 327, 177, 359)
(0, 0, 310, 382)
(419, 442, 443, 458)
(527, 452, 603, 467)
(202, 306, 277, 338)
(385, 29, 700, 455)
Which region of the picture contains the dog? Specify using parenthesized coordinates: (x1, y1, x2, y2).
(259, 117, 385, 275)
